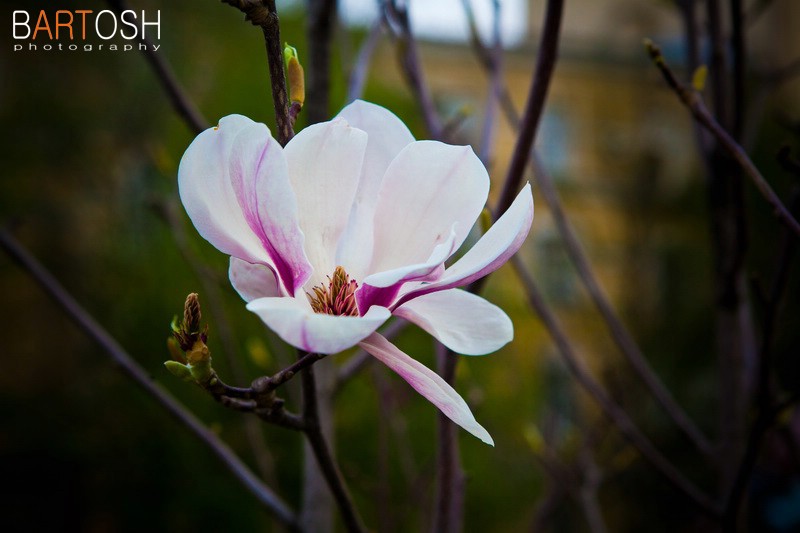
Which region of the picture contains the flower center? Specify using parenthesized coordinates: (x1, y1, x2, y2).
(306, 266, 359, 316)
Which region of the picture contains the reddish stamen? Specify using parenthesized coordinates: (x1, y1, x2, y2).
(307, 266, 359, 316)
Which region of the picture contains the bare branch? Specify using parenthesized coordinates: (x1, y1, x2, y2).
(153, 198, 277, 480)
(495, 0, 564, 218)
(644, 39, 800, 238)
(531, 155, 714, 455)
(298, 351, 367, 533)
(432, 343, 465, 533)
(106, 0, 208, 134)
(384, 1, 444, 140)
(723, 192, 799, 528)
(0, 228, 299, 530)
(511, 254, 721, 518)
(221, 0, 294, 145)
(346, 19, 385, 102)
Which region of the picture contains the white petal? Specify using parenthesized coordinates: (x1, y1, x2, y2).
(335, 101, 416, 279)
(394, 183, 534, 308)
(368, 141, 490, 273)
(284, 119, 368, 286)
(178, 115, 272, 265)
(229, 257, 281, 302)
(246, 297, 390, 354)
(394, 290, 513, 355)
(178, 115, 311, 295)
(359, 333, 494, 445)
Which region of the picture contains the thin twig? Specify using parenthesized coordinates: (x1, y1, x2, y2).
(531, 154, 714, 455)
(298, 351, 367, 533)
(346, 19, 385, 102)
(154, 198, 277, 480)
(461, 0, 503, 165)
(106, 0, 208, 134)
(495, 0, 564, 218)
(462, 5, 713, 456)
(722, 192, 798, 529)
(511, 254, 721, 518)
(221, 0, 294, 145)
(432, 343, 466, 533)
(384, 1, 444, 140)
(0, 228, 299, 530)
(644, 39, 800, 238)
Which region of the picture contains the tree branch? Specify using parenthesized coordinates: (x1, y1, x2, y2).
(531, 154, 714, 455)
(107, 0, 208, 134)
(495, 0, 564, 218)
(0, 228, 299, 530)
(463, 9, 712, 455)
(298, 351, 367, 533)
(221, 0, 294, 145)
(511, 255, 721, 518)
(346, 19, 385, 102)
(384, 1, 444, 140)
(644, 39, 800, 238)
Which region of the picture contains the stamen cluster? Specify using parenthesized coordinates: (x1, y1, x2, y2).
(307, 266, 359, 316)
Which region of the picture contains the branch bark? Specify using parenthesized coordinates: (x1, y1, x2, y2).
(222, 0, 294, 145)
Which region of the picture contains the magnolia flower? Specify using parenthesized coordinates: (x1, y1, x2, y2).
(178, 100, 533, 445)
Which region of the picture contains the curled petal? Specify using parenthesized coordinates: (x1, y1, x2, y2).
(246, 297, 390, 354)
(394, 289, 512, 355)
(356, 225, 457, 310)
(359, 333, 494, 445)
(394, 183, 533, 309)
(284, 119, 368, 287)
(229, 257, 281, 302)
(336, 100, 416, 280)
(368, 141, 490, 274)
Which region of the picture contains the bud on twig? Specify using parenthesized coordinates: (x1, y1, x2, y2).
(284, 43, 305, 106)
(165, 293, 213, 384)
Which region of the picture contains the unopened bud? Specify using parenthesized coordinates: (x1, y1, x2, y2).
(184, 292, 201, 334)
(284, 43, 305, 106)
(166, 292, 214, 385)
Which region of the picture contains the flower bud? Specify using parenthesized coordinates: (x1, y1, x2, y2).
(284, 43, 305, 106)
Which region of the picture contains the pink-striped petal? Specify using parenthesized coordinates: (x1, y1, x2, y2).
(283, 119, 368, 288)
(368, 141, 490, 274)
(335, 101, 416, 280)
(229, 257, 281, 302)
(359, 333, 494, 445)
(246, 297, 390, 354)
(394, 289, 513, 355)
(178, 116, 274, 266)
(393, 183, 533, 309)
(355, 225, 457, 311)
(229, 121, 312, 294)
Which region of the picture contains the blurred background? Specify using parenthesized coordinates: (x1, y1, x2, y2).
(2, 0, 799, 531)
